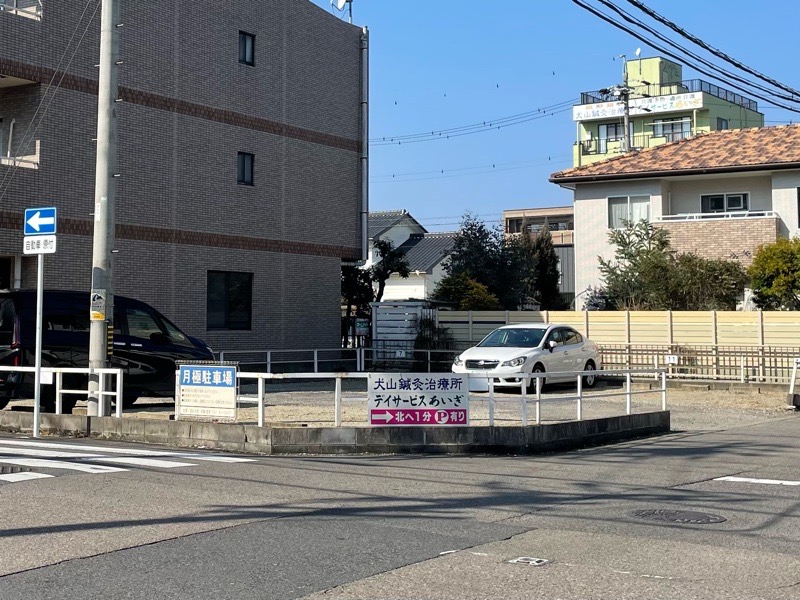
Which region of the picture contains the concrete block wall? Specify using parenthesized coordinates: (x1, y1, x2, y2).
(0, 410, 671, 455)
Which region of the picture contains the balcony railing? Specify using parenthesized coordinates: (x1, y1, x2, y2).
(654, 210, 777, 222)
(579, 130, 692, 156)
(580, 79, 758, 112)
(0, 129, 40, 170)
(0, 0, 42, 20)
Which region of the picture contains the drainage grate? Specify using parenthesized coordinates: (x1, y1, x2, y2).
(632, 509, 726, 525)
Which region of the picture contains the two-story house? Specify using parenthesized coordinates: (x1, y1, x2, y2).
(550, 125, 800, 297)
(366, 210, 455, 301)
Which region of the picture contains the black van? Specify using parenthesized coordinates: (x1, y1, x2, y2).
(0, 290, 213, 413)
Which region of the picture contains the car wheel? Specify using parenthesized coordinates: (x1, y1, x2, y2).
(528, 363, 546, 393)
(0, 398, 9, 411)
(583, 360, 597, 388)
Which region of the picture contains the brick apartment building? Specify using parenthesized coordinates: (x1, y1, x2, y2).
(0, 1, 365, 349)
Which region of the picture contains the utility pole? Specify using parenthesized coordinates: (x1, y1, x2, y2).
(619, 54, 631, 153)
(88, 0, 120, 417)
(599, 55, 633, 154)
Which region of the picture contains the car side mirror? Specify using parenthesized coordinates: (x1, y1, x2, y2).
(150, 332, 170, 345)
(548, 340, 557, 352)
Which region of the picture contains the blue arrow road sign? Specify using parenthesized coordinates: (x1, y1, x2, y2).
(24, 207, 57, 236)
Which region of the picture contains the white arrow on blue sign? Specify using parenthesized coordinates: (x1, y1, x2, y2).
(24, 207, 57, 236)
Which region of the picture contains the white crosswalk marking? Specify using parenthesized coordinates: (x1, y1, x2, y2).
(97, 457, 196, 468)
(0, 440, 256, 463)
(0, 472, 54, 483)
(0, 446, 196, 468)
(0, 458, 127, 474)
(0, 438, 257, 484)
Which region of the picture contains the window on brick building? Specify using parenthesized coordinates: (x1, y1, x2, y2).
(701, 193, 749, 214)
(239, 32, 255, 65)
(207, 271, 253, 330)
(237, 152, 254, 185)
(608, 195, 650, 228)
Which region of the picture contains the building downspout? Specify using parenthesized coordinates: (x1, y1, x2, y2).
(360, 27, 369, 261)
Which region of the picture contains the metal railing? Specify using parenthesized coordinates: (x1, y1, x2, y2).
(233, 368, 667, 428)
(0, 0, 41, 20)
(0, 365, 124, 416)
(0, 133, 41, 170)
(655, 210, 778, 222)
(580, 78, 758, 111)
(218, 348, 364, 372)
(216, 341, 799, 385)
(600, 344, 800, 384)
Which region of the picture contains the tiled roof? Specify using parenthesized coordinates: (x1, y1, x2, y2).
(368, 210, 426, 239)
(397, 232, 456, 273)
(550, 125, 800, 183)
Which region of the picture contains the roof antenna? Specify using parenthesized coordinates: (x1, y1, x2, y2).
(332, 0, 354, 23)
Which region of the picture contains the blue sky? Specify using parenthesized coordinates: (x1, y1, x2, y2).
(310, 0, 800, 232)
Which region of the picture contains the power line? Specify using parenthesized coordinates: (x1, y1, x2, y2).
(595, 0, 800, 105)
(0, 0, 102, 203)
(623, 0, 800, 100)
(371, 157, 572, 183)
(370, 100, 576, 145)
(570, 0, 800, 114)
(371, 156, 573, 181)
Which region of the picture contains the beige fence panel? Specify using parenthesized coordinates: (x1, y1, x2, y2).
(471, 311, 510, 341)
(763, 312, 800, 346)
(435, 309, 799, 351)
(630, 311, 671, 344)
(547, 311, 586, 331)
(585, 312, 628, 344)
(716, 312, 760, 346)
(508, 311, 547, 325)
(671, 311, 715, 345)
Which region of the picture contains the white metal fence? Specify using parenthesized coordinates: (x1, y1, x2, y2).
(0, 365, 124, 417)
(220, 343, 795, 385)
(233, 368, 667, 428)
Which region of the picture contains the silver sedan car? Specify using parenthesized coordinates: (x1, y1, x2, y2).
(451, 323, 601, 392)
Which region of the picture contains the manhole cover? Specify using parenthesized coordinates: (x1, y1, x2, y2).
(632, 509, 726, 525)
(508, 557, 550, 566)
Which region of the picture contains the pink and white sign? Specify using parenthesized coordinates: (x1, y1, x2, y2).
(370, 408, 468, 426)
(368, 373, 469, 427)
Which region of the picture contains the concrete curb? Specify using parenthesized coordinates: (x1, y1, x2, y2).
(0, 410, 670, 455)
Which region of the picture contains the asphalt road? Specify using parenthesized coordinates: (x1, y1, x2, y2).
(0, 413, 799, 599)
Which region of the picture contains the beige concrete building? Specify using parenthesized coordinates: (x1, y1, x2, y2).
(550, 125, 800, 299)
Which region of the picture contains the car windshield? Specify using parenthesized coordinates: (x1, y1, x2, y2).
(477, 328, 545, 348)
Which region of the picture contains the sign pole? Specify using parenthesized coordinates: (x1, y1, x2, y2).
(33, 253, 44, 438)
